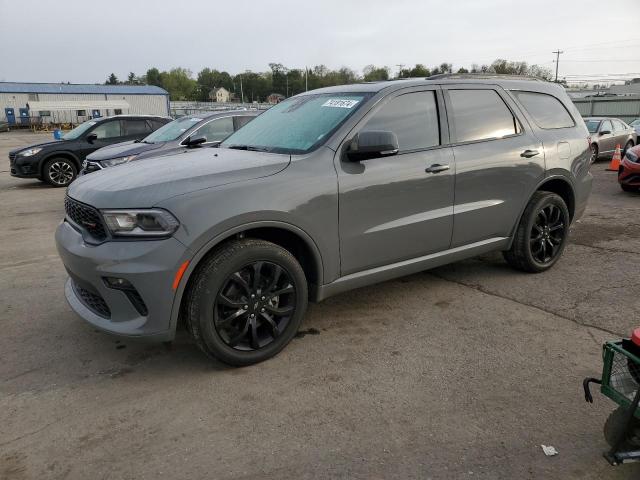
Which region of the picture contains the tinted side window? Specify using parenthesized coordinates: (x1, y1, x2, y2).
(448, 89, 520, 143)
(513, 91, 575, 129)
(125, 119, 151, 135)
(233, 115, 254, 130)
(601, 120, 612, 132)
(92, 120, 122, 139)
(361, 91, 440, 152)
(196, 117, 235, 142)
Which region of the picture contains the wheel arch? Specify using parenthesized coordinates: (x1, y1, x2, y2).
(40, 151, 81, 176)
(169, 221, 324, 334)
(506, 174, 576, 249)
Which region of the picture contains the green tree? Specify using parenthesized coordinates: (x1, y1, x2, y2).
(105, 73, 119, 85)
(457, 67, 469, 74)
(160, 68, 197, 100)
(146, 68, 162, 87)
(363, 65, 389, 82)
(126, 72, 137, 85)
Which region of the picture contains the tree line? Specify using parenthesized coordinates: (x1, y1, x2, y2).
(104, 59, 554, 102)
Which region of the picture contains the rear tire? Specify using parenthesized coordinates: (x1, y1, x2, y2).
(503, 191, 570, 273)
(185, 239, 308, 366)
(43, 157, 77, 187)
(623, 140, 634, 157)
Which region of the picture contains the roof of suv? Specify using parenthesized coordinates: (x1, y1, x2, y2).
(302, 75, 565, 96)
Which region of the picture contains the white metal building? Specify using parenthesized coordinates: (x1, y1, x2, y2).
(0, 82, 170, 126)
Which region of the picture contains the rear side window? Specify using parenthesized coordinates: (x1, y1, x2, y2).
(125, 119, 151, 135)
(448, 89, 520, 143)
(513, 91, 575, 129)
(613, 119, 627, 131)
(361, 91, 440, 152)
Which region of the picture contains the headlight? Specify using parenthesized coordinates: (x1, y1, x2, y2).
(626, 150, 639, 163)
(101, 155, 137, 168)
(101, 209, 179, 237)
(19, 147, 43, 157)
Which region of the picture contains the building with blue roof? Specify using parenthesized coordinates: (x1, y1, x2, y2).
(0, 82, 170, 125)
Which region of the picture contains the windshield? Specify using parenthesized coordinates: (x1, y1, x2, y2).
(221, 93, 372, 154)
(584, 119, 600, 133)
(143, 115, 203, 143)
(62, 120, 97, 140)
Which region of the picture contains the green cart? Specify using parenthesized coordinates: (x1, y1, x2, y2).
(584, 339, 640, 465)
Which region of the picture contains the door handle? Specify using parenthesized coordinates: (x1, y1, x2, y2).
(520, 149, 540, 158)
(425, 164, 450, 174)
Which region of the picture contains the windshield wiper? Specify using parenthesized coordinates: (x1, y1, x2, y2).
(227, 144, 270, 152)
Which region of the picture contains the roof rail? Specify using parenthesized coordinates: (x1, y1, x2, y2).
(426, 73, 547, 82)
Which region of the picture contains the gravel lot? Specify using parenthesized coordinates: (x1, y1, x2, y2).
(1, 130, 639, 479)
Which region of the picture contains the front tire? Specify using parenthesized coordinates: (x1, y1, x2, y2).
(590, 144, 599, 163)
(621, 184, 638, 193)
(503, 191, 570, 273)
(43, 157, 77, 187)
(185, 239, 308, 366)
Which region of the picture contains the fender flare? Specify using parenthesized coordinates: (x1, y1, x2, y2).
(506, 173, 576, 249)
(167, 220, 324, 335)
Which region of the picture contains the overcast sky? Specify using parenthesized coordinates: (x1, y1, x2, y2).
(1, 0, 639, 84)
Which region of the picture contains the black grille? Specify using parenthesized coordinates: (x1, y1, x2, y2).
(64, 196, 107, 241)
(9, 152, 16, 165)
(74, 282, 111, 318)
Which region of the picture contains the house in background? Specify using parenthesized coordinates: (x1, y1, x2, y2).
(209, 87, 231, 103)
(267, 93, 285, 105)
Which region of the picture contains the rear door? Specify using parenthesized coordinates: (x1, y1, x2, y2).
(598, 119, 615, 155)
(337, 87, 455, 274)
(442, 85, 545, 247)
(122, 118, 153, 141)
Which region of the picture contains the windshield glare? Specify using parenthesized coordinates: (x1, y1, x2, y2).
(62, 120, 97, 140)
(143, 115, 203, 143)
(221, 93, 371, 154)
(584, 119, 600, 133)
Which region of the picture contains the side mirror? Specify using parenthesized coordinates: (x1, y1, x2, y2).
(185, 135, 207, 148)
(346, 130, 399, 162)
(599, 130, 611, 135)
(86, 133, 98, 144)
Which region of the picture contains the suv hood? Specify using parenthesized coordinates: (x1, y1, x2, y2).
(86, 141, 165, 161)
(9, 139, 62, 154)
(68, 148, 291, 208)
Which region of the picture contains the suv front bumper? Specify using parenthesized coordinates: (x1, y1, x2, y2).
(55, 220, 190, 341)
(9, 154, 40, 178)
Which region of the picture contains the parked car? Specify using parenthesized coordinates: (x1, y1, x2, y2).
(630, 118, 640, 136)
(584, 117, 636, 162)
(81, 110, 259, 174)
(9, 115, 171, 186)
(619, 144, 640, 192)
(56, 76, 592, 366)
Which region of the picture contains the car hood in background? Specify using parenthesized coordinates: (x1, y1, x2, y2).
(68, 148, 291, 208)
(85, 141, 165, 161)
(9, 139, 62, 155)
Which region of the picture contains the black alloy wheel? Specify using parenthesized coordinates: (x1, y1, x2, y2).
(529, 203, 566, 265)
(214, 261, 296, 351)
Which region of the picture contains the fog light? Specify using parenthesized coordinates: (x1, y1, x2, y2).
(103, 277, 134, 290)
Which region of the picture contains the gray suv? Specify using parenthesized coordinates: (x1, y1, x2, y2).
(56, 76, 592, 366)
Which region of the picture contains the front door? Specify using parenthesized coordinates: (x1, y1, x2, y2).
(442, 85, 545, 247)
(337, 88, 455, 275)
(19, 108, 29, 125)
(78, 119, 124, 159)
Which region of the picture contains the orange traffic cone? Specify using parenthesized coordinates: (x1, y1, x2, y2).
(607, 144, 622, 171)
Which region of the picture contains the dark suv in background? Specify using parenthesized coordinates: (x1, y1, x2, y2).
(9, 115, 171, 186)
(81, 110, 259, 174)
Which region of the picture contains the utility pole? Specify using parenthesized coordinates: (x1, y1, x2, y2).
(552, 49, 564, 82)
(286, 73, 289, 97)
(396, 64, 405, 79)
(240, 75, 244, 104)
(305, 67, 308, 91)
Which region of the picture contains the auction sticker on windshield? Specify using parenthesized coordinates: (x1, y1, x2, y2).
(322, 99, 359, 109)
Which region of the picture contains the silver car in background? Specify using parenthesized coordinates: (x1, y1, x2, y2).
(584, 116, 637, 161)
